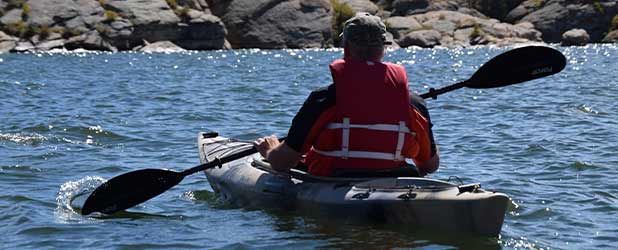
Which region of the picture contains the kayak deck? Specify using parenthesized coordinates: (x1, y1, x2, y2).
(198, 132, 510, 237)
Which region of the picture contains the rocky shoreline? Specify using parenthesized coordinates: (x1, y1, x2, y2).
(1, 0, 617, 53)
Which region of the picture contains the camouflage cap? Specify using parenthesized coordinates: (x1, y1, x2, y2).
(342, 12, 392, 46)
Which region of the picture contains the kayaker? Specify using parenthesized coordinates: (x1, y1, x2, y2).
(254, 12, 439, 177)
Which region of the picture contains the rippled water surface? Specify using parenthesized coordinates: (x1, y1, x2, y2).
(1, 45, 617, 249)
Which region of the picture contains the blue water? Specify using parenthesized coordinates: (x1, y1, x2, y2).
(1, 45, 617, 249)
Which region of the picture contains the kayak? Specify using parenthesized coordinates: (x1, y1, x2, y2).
(198, 132, 510, 237)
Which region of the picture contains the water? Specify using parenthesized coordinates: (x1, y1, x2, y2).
(1, 45, 616, 249)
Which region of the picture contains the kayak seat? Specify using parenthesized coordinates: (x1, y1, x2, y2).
(291, 163, 421, 178)
(255, 158, 420, 179)
(330, 164, 421, 178)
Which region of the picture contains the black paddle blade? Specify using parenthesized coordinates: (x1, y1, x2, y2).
(81, 169, 184, 215)
(467, 46, 566, 89)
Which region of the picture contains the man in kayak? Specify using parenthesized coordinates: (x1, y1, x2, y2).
(254, 13, 439, 177)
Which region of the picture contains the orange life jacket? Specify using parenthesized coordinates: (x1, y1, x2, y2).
(303, 58, 433, 176)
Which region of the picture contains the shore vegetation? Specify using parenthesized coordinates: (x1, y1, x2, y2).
(330, 0, 356, 46)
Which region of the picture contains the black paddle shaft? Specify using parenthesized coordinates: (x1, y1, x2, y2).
(420, 81, 468, 99)
(181, 146, 258, 176)
(420, 46, 566, 99)
(182, 136, 287, 176)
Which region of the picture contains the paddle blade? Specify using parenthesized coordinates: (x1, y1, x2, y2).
(81, 169, 184, 215)
(467, 46, 566, 89)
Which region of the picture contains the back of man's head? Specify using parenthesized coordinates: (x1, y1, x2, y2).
(341, 13, 391, 61)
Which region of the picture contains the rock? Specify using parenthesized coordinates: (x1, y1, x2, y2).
(399, 29, 441, 47)
(27, 0, 80, 27)
(423, 18, 457, 34)
(374, 0, 392, 10)
(505, 0, 538, 23)
(65, 31, 117, 51)
(13, 41, 35, 52)
(107, 0, 180, 26)
(186, 9, 206, 20)
(391, 0, 469, 16)
(391, 0, 430, 16)
(561, 28, 590, 46)
(385, 32, 400, 48)
(453, 27, 474, 43)
(438, 34, 454, 47)
(514, 21, 534, 30)
(9, 0, 608, 50)
(109, 20, 132, 31)
(210, 0, 332, 48)
(0, 9, 22, 26)
(519, 0, 618, 43)
(602, 30, 618, 43)
(430, 0, 461, 13)
(177, 0, 211, 12)
(473, 17, 542, 42)
(439, 31, 470, 47)
(35, 39, 66, 51)
(494, 37, 543, 47)
(513, 22, 541, 41)
(140, 40, 186, 52)
(31, 32, 63, 44)
(0, 0, 227, 52)
(456, 7, 488, 18)
(73, 0, 106, 29)
(456, 17, 477, 29)
(414, 10, 474, 24)
(519, 2, 569, 42)
(384, 16, 422, 39)
(391, 10, 541, 48)
(376, 10, 391, 19)
(470, 33, 494, 45)
(466, 0, 525, 20)
(19, 0, 103, 37)
(340, 0, 379, 14)
(100, 0, 227, 50)
(104, 0, 180, 49)
(176, 13, 228, 50)
(205, 0, 232, 16)
(0, 31, 18, 53)
(486, 22, 511, 38)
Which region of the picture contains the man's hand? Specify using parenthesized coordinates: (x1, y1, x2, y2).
(253, 135, 280, 159)
(253, 135, 301, 172)
(417, 146, 440, 176)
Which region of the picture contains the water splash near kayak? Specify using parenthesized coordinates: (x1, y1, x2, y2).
(182, 190, 235, 209)
(55, 176, 105, 222)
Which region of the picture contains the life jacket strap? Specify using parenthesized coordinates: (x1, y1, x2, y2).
(318, 119, 415, 161)
(313, 149, 404, 161)
(395, 121, 406, 160)
(326, 122, 415, 134)
(341, 118, 350, 159)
